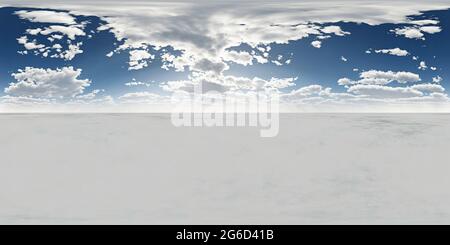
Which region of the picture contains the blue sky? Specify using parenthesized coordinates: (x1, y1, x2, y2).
(0, 1, 449, 111)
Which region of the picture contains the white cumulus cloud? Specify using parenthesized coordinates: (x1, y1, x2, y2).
(347, 84, 424, 98)
(5, 67, 91, 99)
(15, 10, 76, 25)
(374, 48, 409, 56)
(418, 61, 427, 70)
(222, 50, 254, 66)
(321, 26, 350, 36)
(340, 70, 422, 86)
(311, 40, 322, 48)
(392, 25, 442, 40)
(128, 49, 155, 70)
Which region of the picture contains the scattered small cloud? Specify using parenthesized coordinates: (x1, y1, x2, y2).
(374, 48, 409, 56)
(433, 76, 443, 83)
(311, 40, 322, 48)
(418, 61, 427, 70)
(392, 24, 441, 40)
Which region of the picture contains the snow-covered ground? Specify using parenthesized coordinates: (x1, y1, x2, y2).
(1, 113, 450, 224)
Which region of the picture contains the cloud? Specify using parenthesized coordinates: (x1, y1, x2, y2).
(410, 83, 445, 93)
(420, 26, 442, 34)
(374, 48, 409, 56)
(161, 73, 296, 94)
(281, 81, 448, 107)
(15, 10, 76, 25)
(125, 79, 153, 87)
(74, 89, 102, 100)
(311, 40, 322, 48)
(0, 93, 115, 111)
(58, 43, 84, 60)
(409, 19, 439, 25)
(17, 37, 83, 60)
(360, 70, 421, 84)
(38, 25, 85, 40)
(392, 25, 442, 40)
(15, 10, 87, 61)
(282, 85, 357, 104)
(418, 61, 427, 70)
(338, 78, 354, 86)
(71, 89, 114, 105)
(392, 27, 424, 39)
(191, 58, 229, 74)
(254, 55, 268, 64)
(5, 67, 91, 99)
(160, 52, 190, 72)
(222, 50, 254, 66)
(0, 95, 52, 106)
(264, 77, 297, 90)
(128, 49, 155, 70)
(433, 76, 443, 83)
(333, 68, 447, 102)
(339, 70, 421, 86)
(320, 26, 350, 36)
(17, 36, 45, 50)
(398, 92, 448, 103)
(6, 1, 450, 25)
(118, 92, 168, 104)
(347, 85, 424, 98)
(284, 85, 329, 98)
(161, 79, 229, 94)
(309, 26, 350, 49)
(272, 60, 283, 66)
(334, 69, 446, 103)
(347, 83, 446, 99)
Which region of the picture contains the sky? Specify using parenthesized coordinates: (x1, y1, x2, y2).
(0, 0, 449, 112)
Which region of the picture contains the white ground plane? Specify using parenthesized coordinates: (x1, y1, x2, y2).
(1, 113, 449, 224)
